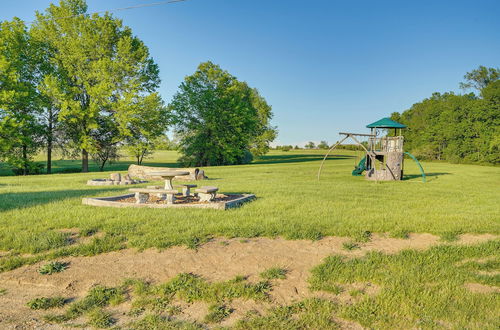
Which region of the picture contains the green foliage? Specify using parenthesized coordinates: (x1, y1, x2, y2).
(317, 141, 330, 149)
(169, 61, 276, 166)
(304, 141, 316, 149)
(87, 308, 115, 328)
(459, 65, 500, 91)
(260, 267, 287, 280)
(0, 18, 44, 173)
(38, 261, 68, 275)
(309, 240, 500, 328)
(392, 66, 500, 164)
(204, 304, 232, 323)
(31, 0, 165, 172)
(27, 297, 66, 310)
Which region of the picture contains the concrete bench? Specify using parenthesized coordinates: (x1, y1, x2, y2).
(195, 186, 219, 202)
(174, 184, 197, 196)
(129, 188, 178, 204)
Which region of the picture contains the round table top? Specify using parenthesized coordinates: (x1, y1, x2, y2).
(147, 170, 190, 177)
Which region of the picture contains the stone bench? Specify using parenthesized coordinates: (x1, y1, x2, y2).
(195, 186, 219, 202)
(174, 184, 197, 196)
(129, 188, 178, 204)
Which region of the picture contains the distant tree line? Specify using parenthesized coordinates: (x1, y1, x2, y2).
(0, 0, 276, 174)
(391, 66, 499, 164)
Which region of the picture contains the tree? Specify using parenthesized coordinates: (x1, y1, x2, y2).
(169, 61, 276, 166)
(318, 141, 329, 149)
(305, 141, 316, 149)
(124, 95, 169, 165)
(0, 18, 44, 175)
(248, 88, 277, 157)
(32, 0, 162, 172)
(391, 67, 500, 164)
(460, 65, 500, 92)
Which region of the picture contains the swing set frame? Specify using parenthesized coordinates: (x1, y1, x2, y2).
(317, 132, 377, 180)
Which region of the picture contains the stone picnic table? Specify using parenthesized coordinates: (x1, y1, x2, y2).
(146, 170, 191, 190)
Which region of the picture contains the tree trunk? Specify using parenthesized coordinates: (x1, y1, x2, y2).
(47, 145, 52, 174)
(82, 149, 89, 172)
(22, 144, 28, 176)
(46, 111, 54, 174)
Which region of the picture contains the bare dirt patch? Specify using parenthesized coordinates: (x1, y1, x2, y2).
(0, 233, 496, 328)
(464, 282, 500, 294)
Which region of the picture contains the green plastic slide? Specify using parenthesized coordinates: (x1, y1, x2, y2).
(352, 156, 366, 176)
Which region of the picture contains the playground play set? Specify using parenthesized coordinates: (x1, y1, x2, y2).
(318, 118, 426, 182)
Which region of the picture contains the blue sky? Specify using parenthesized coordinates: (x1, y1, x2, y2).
(2, 0, 499, 146)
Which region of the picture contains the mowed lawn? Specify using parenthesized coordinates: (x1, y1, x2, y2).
(0, 149, 498, 258)
(0, 150, 499, 328)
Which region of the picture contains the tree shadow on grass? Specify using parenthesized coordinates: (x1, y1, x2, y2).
(0, 188, 122, 213)
(252, 153, 354, 165)
(403, 172, 451, 180)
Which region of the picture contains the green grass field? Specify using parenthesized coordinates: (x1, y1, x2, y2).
(0, 150, 498, 328)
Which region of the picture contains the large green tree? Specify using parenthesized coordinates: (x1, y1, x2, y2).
(32, 0, 165, 172)
(169, 61, 276, 166)
(0, 18, 44, 174)
(392, 67, 499, 164)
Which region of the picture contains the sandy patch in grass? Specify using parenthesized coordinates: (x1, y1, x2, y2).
(0, 233, 496, 328)
(464, 282, 500, 294)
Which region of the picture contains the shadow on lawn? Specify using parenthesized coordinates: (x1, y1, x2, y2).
(252, 153, 354, 165)
(0, 188, 121, 212)
(403, 172, 451, 180)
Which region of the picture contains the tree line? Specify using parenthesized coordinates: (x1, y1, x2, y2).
(0, 0, 276, 174)
(391, 66, 499, 164)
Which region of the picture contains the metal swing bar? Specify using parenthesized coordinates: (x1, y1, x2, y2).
(317, 132, 378, 181)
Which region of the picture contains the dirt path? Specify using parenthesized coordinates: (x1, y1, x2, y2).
(0, 233, 496, 329)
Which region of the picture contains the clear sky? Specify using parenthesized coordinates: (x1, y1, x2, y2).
(1, 0, 499, 146)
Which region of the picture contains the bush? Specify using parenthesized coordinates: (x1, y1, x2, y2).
(12, 162, 44, 175)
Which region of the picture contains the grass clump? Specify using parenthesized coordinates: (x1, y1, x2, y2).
(204, 304, 232, 323)
(354, 231, 372, 243)
(38, 261, 68, 275)
(80, 227, 98, 237)
(389, 229, 410, 239)
(260, 267, 287, 280)
(127, 314, 203, 330)
(27, 297, 66, 310)
(235, 298, 338, 329)
(156, 273, 271, 303)
(87, 308, 115, 328)
(0, 288, 6, 296)
(44, 285, 126, 324)
(342, 241, 359, 251)
(309, 240, 500, 329)
(440, 230, 462, 242)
